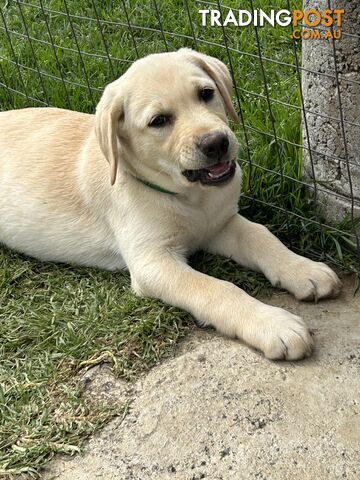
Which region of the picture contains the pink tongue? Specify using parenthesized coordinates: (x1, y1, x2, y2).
(207, 162, 230, 175)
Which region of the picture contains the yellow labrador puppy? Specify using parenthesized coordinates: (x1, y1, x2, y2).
(0, 49, 341, 360)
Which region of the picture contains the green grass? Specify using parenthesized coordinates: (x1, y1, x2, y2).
(0, 0, 359, 477)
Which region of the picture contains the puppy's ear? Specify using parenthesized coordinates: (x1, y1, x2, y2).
(95, 81, 124, 185)
(179, 48, 239, 124)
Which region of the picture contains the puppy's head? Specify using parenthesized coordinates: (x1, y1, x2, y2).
(95, 49, 239, 188)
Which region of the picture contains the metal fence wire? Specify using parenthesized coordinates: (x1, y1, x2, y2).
(0, 0, 359, 276)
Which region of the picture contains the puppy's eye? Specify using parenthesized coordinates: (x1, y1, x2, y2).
(149, 115, 171, 128)
(199, 88, 214, 102)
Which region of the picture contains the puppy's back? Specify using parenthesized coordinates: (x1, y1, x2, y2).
(0, 107, 93, 190)
(0, 107, 116, 266)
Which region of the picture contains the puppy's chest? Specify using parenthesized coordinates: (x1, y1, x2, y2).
(181, 192, 239, 251)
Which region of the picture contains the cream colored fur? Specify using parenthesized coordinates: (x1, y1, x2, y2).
(0, 49, 341, 360)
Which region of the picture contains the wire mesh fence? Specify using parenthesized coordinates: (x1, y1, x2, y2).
(0, 0, 359, 277)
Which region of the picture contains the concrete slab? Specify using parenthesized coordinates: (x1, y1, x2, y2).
(43, 276, 360, 480)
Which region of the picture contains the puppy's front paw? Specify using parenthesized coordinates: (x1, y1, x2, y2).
(277, 259, 341, 302)
(248, 305, 314, 361)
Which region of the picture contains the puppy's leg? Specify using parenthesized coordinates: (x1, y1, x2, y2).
(130, 254, 313, 360)
(206, 214, 341, 301)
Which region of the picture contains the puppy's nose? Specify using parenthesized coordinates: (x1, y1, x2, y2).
(198, 131, 229, 161)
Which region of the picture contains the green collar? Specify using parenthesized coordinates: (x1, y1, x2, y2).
(136, 177, 178, 196)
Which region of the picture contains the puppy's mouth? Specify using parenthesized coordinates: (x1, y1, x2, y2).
(182, 161, 236, 186)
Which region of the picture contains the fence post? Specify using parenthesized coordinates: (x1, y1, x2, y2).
(302, 0, 360, 224)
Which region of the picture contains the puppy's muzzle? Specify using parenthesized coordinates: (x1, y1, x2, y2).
(183, 130, 236, 186)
